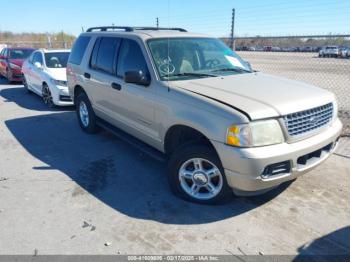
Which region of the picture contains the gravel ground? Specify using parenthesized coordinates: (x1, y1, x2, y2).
(0, 80, 350, 256)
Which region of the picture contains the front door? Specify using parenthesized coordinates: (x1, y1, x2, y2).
(112, 38, 158, 142)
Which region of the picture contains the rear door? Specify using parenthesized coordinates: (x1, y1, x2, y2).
(83, 36, 121, 115)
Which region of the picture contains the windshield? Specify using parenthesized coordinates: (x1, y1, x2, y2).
(9, 49, 34, 59)
(148, 38, 252, 81)
(44, 52, 70, 68)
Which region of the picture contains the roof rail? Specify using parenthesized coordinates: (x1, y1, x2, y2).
(86, 26, 187, 33)
(86, 26, 134, 32)
(132, 27, 187, 32)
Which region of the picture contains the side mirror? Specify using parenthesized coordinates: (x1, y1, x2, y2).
(124, 70, 150, 86)
(34, 62, 43, 69)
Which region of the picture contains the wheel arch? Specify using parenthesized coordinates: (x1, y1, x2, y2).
(73, 85, 85, 104)
(164, 124, 219, 157)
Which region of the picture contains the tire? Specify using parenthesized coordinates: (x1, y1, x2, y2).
(75, 91, 99, 134)
(42, 84, 55, 108)
(167, 143, 232, 205)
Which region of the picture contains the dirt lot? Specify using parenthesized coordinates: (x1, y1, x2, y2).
(0, 79, 350, 256)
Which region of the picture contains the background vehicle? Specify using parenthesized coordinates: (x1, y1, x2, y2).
(319, 46, 340, 57)
(67, 26, 342, 204)
(264, 46, 272, 52)
(0, 47, 35, 82)
(340, 47, 350, 58)
(22, 49, 72, 107)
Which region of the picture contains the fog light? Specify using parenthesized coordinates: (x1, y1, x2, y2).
(261, 161, 291, 179)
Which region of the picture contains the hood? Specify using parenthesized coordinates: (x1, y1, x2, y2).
(172, 72, 334, 120)
(9, 59, 25, 66)
(46, 68, 67, 81)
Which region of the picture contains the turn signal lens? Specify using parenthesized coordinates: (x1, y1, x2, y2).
(226, 124, 252, 147)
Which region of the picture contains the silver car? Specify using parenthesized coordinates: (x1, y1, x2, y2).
(67, 27, 342, 204)
(319, 46, 340, 58)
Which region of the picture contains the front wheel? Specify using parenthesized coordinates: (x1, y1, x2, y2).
(76, 92, 99, 134)
(167, 144, 232, 204)
(42, 84, 55, 108)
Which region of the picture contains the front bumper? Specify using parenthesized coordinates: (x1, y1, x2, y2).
(212, 118, 343, 195)
(51, 85, 74, 106)
(8, 68, 23, 82)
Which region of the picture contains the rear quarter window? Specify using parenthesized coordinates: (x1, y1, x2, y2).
(69, 36, 91, 65)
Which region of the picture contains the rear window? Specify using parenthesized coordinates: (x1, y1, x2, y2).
(45, 52, 70, 68)
(69, 36, 91, 65)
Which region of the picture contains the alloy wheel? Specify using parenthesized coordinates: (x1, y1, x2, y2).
(42, 85, 54, 107)
(79, 101, 89, 127)
(178, 158, 223, 200)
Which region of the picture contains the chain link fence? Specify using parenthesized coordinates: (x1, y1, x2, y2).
(2, 37, 349, 135)
(224, 35, 350, 135)
(0, 41, 74, 49)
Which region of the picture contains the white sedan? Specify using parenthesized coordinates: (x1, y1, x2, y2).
(22, 49, 73, 107)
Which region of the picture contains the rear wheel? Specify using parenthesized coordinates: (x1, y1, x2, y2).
(168, 144, 232, 204)
(42, 84, 55, 108)
(76, 91, 99, 134)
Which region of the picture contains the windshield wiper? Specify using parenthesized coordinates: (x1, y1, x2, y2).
(211, 68, 251, 73)
(166, 72, 217, 78)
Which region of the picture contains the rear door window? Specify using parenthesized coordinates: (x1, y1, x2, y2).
(117, 39, 149, 78)
(69, 36, 91, 65)
(91, 37, 120, 75)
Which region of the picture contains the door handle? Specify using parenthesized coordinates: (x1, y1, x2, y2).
(111, 82, 122, 91)
(84, 72, 91, 79)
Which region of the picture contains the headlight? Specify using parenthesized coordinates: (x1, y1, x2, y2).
(226, 119, 284, 147)
(9, 63, 21, 70)
(50, 78, 67, 87)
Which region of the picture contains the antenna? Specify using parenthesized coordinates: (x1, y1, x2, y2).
(230, 8, 236, 50)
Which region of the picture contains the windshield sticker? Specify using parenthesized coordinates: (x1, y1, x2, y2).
(224, 55, 245, 69)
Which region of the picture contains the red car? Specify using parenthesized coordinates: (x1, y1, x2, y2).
(0, 47, 35, 82)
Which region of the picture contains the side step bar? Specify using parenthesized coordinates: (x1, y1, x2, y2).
(96, 117, 168, 162)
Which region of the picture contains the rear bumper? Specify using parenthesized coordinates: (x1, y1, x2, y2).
(212, 118, 343, 195)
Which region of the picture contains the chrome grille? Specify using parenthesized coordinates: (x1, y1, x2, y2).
(284, 103, 333, 137)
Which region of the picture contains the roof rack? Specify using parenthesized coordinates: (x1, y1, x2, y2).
(86, 26, 187, 32)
